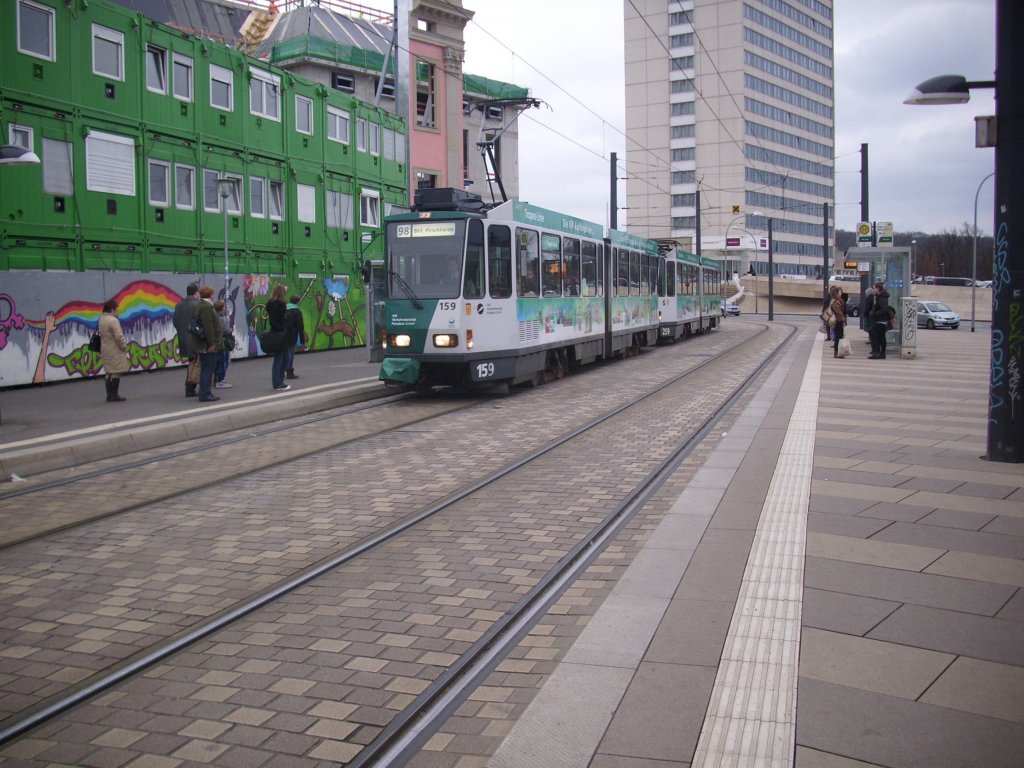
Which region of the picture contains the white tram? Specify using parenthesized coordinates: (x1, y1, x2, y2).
(378, 189, 720, 390)
(658, 249, 724, 342)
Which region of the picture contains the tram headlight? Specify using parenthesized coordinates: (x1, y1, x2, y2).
(390, 334, 412, 348)
(432, 333, 458, 348)
(466, 329, 474, 349)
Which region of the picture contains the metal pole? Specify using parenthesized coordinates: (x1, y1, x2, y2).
(860, 143, 869, 223)
(223, 197, 229, 301)
(767, 218, 774, 321)
(822, 202, 830, 308)
(972, 171, 995, 332)
(989, 0, 1024, 462)
(610, 152, 617, 231)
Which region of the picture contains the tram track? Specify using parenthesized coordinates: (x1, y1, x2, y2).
(0, 321, 793, 760)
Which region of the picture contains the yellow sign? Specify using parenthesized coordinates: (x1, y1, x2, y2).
(732, 205, 741, 214)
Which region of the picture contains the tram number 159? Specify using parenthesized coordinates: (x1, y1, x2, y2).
(475, 362, 495, 379)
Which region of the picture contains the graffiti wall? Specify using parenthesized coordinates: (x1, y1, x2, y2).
(0, 272, 366, 388)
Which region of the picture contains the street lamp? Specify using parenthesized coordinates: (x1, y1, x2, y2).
(904, 0, 1021, 463)
(972, 171, 995, 333)
(0, 145, 41, 425)
(217, 175, 236, 303)
(0, 145, 41, 166)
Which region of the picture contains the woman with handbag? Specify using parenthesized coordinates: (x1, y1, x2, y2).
(828, 285, 848, 358)
(99, 298, 131, 401)
(266, 283, 291, 391)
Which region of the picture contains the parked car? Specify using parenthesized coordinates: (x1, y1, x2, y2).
(917, 301, 960, 330)
(844, 298, 860, 317)
(975, 280, 993, 288)
(721, 300, 741, 317)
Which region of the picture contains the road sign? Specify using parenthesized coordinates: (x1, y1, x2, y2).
(855, 221, 872, 247)
(876, 221, 893, 246)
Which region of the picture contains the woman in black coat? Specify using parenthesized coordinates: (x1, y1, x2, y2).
(266, 284, 290, 390)
(868, 282, 890, 359)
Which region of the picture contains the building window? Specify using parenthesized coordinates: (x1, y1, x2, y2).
(297, 183, 316, 223)
(416, 171, 438, 189)
(86, 131, 135, 196)
(333, 72, 355, 93)
(146, 45, 167, 94)
(17, 0, 55, 61)
(209, 64, 233, 111)
(327, 106, 350, 144)
(250, 176, 266, 218)
(415, 59, 436, 128)
(356, 117, 367, 152)
(486, 105, 503, 120)
(174, 164, 194, 210)
(42, 138, 73, 196)
(327, 190, 354, 229)
(368, 122, 380, 156)
(92, 25, 124, 81)
(8, 124, 33, 150)
(295, 96, 313, 135)
(172, 54, 193, 101)
(148, 160, 170, 206)
(360, 188, 380, 227)
(203, 170, 242, 214)
(376, 77, 396, 99)
(249, 69, 280, 120)
(269, 180, 284, 220)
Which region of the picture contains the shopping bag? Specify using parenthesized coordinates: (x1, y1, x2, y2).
(187, 356, 201, 384)
(838, 338, 852, 358)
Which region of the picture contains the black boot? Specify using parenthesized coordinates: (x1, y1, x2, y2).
(185, 382, 197, 397)
(105, 376, 114, 402)
(109, 377, 126, 402)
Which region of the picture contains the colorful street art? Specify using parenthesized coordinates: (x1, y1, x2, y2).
(0, 272, 367, 388)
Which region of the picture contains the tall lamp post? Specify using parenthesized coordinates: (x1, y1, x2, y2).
(972, 171, 995, 333)
(0, 145, 42, 426)
(904, 0, 1021, 462)
(217, 175, 236, 303)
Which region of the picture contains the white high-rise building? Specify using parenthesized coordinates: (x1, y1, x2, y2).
(624, 0, 834, 277)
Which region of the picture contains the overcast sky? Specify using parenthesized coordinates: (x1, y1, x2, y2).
(368, 0, 997, 236)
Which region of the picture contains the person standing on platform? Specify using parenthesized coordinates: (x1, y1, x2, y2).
(868, 281, 890, 359)
(214, 300, 233, 389)
(284, 295, 306, 380)
(828, 285, 847, 358)
(99, 299, 130, 402)
(192, 285, 224, 402)
(266, 284, 290, 391)
(173, 283, 200, 397)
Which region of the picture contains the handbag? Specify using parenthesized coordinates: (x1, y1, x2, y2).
(88, 333, 101, 353)
(186, 356, 201, 385)
(189, 316, 206, 342)
(838, 338, 852, 358)
(260, 331, 285, 353)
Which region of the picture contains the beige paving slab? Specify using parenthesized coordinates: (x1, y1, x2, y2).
(810, 479, 917, 504)
(894, 464, 1024, 490)
(900, 490, 1024, 519)
(814, 455, 862, 471)
(806, 532, 945, 572)
(798, 628, 954, 700)
(924, 550, 1024, 588)
(795, 745, 890, 767)
(848, 460, 911, 475)
(920, 656, 1024, 724)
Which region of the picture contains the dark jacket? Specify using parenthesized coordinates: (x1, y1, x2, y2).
(192, 299, 223, 351)
(869, 290, 890, 325)
(172, 295, 200, 357)
(267, 298, 287, 334)
(284, 302, 306, 347)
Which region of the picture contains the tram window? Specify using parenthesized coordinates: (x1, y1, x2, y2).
(562, 238, 581, 296)
(614, 248, 628, 297)
(541, 233, 562, 296)
(596, 243, 605, 296)
(465, 219, 484, 298)
(629, 251, 641, 296)
(666, 259, 676, 297)
(487, 224, 512, 298)
(581, 241, 598, 297)
(640, 255, 651, 296)
(516, 228, 539, 297)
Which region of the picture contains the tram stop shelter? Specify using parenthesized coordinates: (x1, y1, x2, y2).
(837, 246, 913, 356)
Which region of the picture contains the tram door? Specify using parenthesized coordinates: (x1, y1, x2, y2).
(364, 260, 386, 362)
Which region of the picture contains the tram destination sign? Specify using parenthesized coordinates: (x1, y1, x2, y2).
(396, 222, 458, 238)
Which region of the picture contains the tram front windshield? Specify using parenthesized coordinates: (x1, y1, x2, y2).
(387, 220, 466, 299)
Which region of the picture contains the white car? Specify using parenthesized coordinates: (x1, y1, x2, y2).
(721, 300, 741, 317)
(917, 301, 960, 330)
